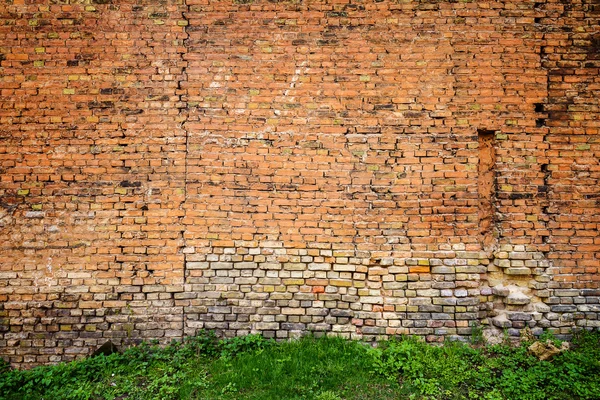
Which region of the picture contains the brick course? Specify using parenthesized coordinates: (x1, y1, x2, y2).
(0, 0, 598, 367)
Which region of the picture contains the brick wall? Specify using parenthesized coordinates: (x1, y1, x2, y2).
(1, 0, 598, 368)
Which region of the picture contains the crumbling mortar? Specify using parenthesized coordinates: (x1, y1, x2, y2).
(178, 0, 191, 340)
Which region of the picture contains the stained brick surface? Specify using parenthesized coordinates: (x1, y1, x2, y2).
(0, 0, 598, 367)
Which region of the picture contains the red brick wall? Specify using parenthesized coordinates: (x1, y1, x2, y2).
(0, 0, 188, 366)
(0, 0, 598, 367)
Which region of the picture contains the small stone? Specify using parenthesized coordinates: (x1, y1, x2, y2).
(492, 285, 510, 297)
(528, 340, 570, 361)
(491, 314, 512, 328)
(505, 292, 531, 305)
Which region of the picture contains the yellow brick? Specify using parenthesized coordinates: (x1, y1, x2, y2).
(330, 279, 352, 287)
(283, 279, 304, 285)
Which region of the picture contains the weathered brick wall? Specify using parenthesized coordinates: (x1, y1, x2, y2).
(0, 0, 188, 365)
(0, 0, 598, 367)
(540, 0, 600, 331)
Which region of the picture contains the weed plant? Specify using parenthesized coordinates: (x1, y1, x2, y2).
(368, 329, 600, 400)
(0, 330, 599, 400)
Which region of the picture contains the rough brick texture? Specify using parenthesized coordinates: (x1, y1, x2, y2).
(0, 0, 598, 367)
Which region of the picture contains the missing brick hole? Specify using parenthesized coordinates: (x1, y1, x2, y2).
(541, 164, 550, 188)
(542, 236, 550, 244)
(535, 104, 546, 127)
(477, 129, 495, 138)
(534, 17, 541, 24)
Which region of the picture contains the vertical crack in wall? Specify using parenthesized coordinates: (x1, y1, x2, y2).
(540, 163, 551, 259)
(478, 129, 497, 251)
(478, 128, 499, 336)
(177, 0, 190, 340)
(537, 0, 552, 264)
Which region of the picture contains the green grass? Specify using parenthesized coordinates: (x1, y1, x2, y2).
(203, 335, 398, 400)
(1, 330, 599, 400)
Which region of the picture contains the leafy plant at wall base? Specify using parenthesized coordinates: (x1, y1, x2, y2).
(0, 330, 599, 400)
